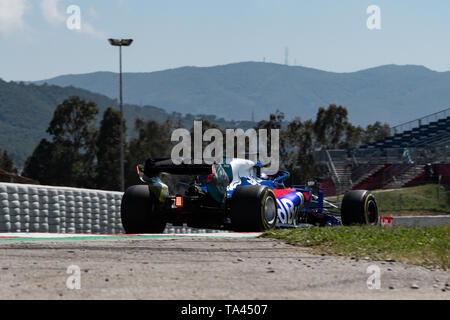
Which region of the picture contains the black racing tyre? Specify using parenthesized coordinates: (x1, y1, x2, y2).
(341, 190, 378, 226)
(121, 185, 167, 234)
(231, 185, 277, 232)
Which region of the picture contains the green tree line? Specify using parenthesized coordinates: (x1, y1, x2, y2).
(261, 105, 390, 183)
(22, 96, 175, 190)
(20, 97, 390, 190)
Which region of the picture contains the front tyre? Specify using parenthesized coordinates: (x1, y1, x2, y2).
(121, 185, 167, 234)
(231, 185, 277, 232)
(341, 190, 378, 225)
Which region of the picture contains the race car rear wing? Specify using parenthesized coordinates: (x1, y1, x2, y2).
(143, 158, 213, 176)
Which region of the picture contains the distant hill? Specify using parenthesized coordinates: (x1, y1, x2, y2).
(34, 62, 450, 126)
(0, 80, 254, 166)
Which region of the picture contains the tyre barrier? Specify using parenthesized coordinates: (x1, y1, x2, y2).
(0, 183, 124, 234)
(0, 183, 229, 234)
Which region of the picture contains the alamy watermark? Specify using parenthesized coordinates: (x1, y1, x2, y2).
(66, 5, 81, 31)
(366, 264, 381, 290)
(171, 121, 280, 175)
(66, 265, 81, 290)
(64, 4, 381, 34)
(367, 5, 381, 30)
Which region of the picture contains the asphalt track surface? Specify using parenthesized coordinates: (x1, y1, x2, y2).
(0, 233, 448, 300)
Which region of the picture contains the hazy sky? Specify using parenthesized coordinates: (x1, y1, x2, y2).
(1, 0, 450, 81)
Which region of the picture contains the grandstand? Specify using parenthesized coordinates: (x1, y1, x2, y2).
(318, 108, 450, 196)
(360, 107, 450, 150)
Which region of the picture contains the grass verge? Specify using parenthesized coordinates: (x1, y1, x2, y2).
(327, 184, 450, 216)
(373, 184, 450, 214)
(262, 225, 449, 270)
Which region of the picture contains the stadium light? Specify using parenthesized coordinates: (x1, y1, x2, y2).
(108, 38, 134, 192)
(108, 39, 133, 47)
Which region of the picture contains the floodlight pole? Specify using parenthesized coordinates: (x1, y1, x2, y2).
(119, 44, 124, 193)
(108, 39, 133, 192)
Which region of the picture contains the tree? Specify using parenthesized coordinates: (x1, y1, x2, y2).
(252, 111, 286, 175)
(22, 139, 58, 184)
(47, 96, 98, 150)
(255, 110, 285, 151)
(125, 119, 173, 188)
(363, 121, 391, 144)
(255, 110, 285, 132)
(0, 150, 17, 174)
(284, 119, 318, 183)
(23, 96, 99, 187)
(96, 107, 126, 191)
(189, 119, 223, 162)
(314, 104, 349, 149)
(340, 123, 365, 149)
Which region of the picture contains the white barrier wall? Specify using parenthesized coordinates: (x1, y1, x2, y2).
(0, 182, 230, 235)
(0, 183, 124, 234)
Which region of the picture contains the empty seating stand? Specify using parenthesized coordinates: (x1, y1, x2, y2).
(319, 109, 450, 194)
(359, 115, 450, 150)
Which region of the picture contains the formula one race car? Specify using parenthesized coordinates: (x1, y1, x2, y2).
(120, 158, 379, 233)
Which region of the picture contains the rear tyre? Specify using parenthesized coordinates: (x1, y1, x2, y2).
(121, 185, 167, 234)
(341, 190, 378, 225)
(231, 185, 277, 232)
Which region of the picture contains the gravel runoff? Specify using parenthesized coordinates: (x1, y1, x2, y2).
(0, 237, 448, 300)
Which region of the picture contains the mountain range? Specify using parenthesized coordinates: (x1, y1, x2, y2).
(3, 62, 450, 166)
(34, 62, 450, 126)
(0, 80, 252, 166)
